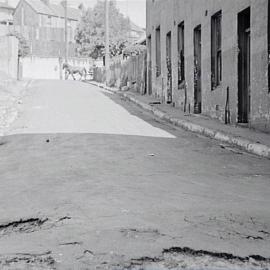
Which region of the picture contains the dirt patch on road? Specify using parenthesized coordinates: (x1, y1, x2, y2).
(0, 215, 73, 238)
(0, 251, 56, 270)
(120, 247, 270, 270)
(183, 214, 270, 242)
(0, 218, 48, 236)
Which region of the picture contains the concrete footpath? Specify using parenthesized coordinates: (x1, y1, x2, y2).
(88, 81, 270, 159)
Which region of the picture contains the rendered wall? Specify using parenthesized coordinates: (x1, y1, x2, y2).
(146, 0, 270, 132)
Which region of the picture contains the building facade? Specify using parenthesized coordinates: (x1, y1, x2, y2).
(12, 0, 81, 56)
(146, 0, 270, 133)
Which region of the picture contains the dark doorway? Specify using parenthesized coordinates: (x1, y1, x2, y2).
(147, 35, 152, 95)
(194, 25, 202, 114)
(238, 7, 250, 123)
(166, 31, 172, 103)
(267, 0, 270, 93)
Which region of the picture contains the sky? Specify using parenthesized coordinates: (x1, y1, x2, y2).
(8, 0, 146, 28)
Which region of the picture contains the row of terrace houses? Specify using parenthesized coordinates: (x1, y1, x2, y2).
(146, 0, 270, 133)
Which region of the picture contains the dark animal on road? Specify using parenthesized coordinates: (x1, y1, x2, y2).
(62, 63, 87, 81)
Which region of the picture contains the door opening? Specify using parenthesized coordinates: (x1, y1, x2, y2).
(147, 35, 152, 95)
(194, 25, 202, 114)
(166, 31, 172, 103)
(238, 7, 250, 123)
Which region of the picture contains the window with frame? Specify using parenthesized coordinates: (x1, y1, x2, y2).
(177, 22, 185, 87)
(211, 11, 222, 89)
(47, 15, 52, 26)
(156, 26, 161, 77)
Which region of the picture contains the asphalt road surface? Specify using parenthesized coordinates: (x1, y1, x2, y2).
(0, 80, 270, 269)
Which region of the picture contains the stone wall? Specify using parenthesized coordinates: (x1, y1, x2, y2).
(0, 36, 18, 79)
(146, 0, 270, 132)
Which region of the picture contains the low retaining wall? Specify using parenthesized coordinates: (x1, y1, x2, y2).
(21, 56, 93, 79)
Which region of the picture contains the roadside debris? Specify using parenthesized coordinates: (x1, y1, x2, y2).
(149, 101, 161, 105)
(59, 241, 82, 246)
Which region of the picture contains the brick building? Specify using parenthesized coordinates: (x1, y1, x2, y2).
(146, 0, 270, 132)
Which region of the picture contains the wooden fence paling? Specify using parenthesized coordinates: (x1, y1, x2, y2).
(93, 51, 147, 94)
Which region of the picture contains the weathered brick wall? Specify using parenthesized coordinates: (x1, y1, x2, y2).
(0, 36, 18, 79)
(146, 0, 270, 132)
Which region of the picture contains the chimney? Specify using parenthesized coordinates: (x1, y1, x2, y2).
(41, 0, 50, 5)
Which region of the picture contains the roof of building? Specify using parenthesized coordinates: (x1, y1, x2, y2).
(130, 21, 145, 34)
(49, 4, 81, 20)
(135, 34, 146, 45)
(0, 2, 15, 10)
(21, 0, 81, 20)
(24, 0, 55, 16)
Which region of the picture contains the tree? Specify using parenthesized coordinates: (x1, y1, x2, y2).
(123, 44, 146, 57)
(75, 0, 131, 59)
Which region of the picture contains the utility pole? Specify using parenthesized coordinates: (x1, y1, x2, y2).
(105, 0, 110, 86)
(64, 0, 68, 63)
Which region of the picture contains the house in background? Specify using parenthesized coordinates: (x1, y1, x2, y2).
(129, 20, 145, 44)
(0, 1, 15, 26)
(12, 0, 81, 56)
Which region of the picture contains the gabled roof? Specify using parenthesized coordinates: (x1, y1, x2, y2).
(50, 4, 81, 21)
(24, 0, 55, 16)
(21, 0, 81, 20)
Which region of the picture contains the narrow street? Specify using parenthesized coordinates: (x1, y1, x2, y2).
(0, 80, 270, 269)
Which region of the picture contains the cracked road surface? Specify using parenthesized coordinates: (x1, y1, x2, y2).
(0, 80, 270, 269)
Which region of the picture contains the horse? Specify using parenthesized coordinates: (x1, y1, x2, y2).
(62, 63, 87, 81)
